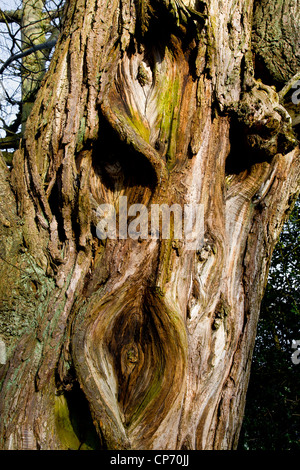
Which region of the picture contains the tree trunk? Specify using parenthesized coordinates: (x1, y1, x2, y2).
(21, 0, 49, 130)
(0, 0, 299, 450)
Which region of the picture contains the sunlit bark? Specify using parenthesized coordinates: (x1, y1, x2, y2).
(0, 0, 299, 450)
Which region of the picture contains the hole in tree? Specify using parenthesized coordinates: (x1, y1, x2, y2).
(55, 378, 103, 450)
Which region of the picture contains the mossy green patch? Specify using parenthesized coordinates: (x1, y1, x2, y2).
(129, 110, 151, 143)
(54, 382, 102, 450)
(156, 71, 181, 170)
(54, 394, 81, 450)
(126, 364, 163, 429)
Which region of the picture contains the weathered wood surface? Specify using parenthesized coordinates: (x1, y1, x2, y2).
(0, 0, 299, 449)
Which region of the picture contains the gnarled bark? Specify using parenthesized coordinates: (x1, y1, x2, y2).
(0, 0, 299, 450)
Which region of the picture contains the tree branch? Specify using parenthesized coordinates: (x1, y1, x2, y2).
(279, 71, 300, 100)
(0, 9, 22, 24)
(0, 133, 21, 150)
(43, 7, 64, 22)
(0, 39, 57, 75)
(0, 7, 64, 25)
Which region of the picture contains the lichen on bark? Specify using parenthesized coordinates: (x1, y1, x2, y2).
(252, 0, 300, 86)
(0, 0, 299, 451)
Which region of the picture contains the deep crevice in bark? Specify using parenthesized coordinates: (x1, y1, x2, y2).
(0, 0, 299, 451)
(55, 372, 104, 450)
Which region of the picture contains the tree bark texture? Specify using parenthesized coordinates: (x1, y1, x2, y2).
(0, 0, 299, 450)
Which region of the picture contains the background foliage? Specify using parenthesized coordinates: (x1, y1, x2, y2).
(239, 199, 300, 450)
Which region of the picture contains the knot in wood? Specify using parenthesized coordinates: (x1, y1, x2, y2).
(121, 343, 140, 376)
(137, 63, 151, 87)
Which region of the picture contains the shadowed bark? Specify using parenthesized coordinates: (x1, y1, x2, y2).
(0, 0, 299, 450)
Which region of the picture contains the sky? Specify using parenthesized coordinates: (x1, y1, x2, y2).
(0, 0, 22, 137)
(0, 0, 61, 138)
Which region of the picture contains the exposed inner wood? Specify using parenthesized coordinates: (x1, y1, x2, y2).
(0, 0, 299, 450)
